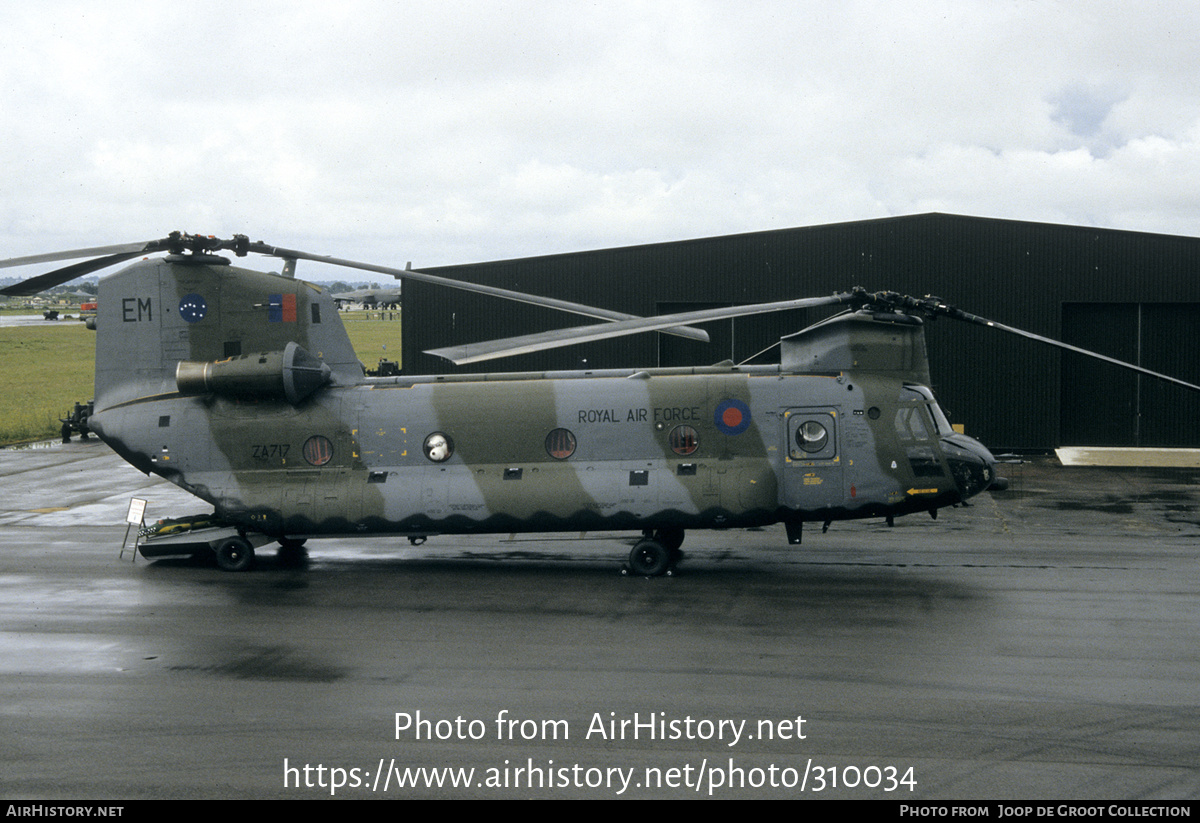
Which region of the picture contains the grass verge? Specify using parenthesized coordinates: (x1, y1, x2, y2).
(0, 316, 401, 446)
(0, 322, 95, 445)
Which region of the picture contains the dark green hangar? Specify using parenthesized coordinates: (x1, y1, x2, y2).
(403, 213, 1200, 451)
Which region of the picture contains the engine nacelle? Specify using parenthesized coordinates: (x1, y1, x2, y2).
(175, 341, 332, 405)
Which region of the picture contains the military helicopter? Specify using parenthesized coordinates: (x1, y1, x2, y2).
(4, 232, 1198, 575)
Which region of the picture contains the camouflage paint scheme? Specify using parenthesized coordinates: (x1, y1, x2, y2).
(88, 256, 998, 550)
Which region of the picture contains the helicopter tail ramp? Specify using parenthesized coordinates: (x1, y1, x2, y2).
(93, 256, 362, 411)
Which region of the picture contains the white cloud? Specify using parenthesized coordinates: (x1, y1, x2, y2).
(3, 0, 1200, 269)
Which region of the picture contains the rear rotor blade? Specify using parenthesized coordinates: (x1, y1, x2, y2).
(426, 293, 858, 365)
(0, 240, 163, 270)
(0, 250, 153, 296)
(2, 234, 709, 343)
(244, 241, 710, 343)
(0, 236, 181, 296)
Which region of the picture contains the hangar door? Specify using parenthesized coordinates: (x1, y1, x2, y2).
(1061, 303, 1200, 446)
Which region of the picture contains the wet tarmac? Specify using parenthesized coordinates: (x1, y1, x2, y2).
(2, 439, 1198, 799)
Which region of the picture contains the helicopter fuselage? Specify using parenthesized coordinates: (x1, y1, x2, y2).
(91, 361, 997, 542)
(72, 254, 999, 571)
(11, 235, 1200, 573)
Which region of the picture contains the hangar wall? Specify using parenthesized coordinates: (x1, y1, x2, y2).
(403, 213, 1200, 450)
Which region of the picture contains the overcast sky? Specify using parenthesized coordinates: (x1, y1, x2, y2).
(4, 1, 1200, 279)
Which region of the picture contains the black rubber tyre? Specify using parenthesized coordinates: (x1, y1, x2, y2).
(629, 538, 671, 576)
(276, 538, 308, 567)
(215, 537, 255, 572)
(653, 527, 685, 551)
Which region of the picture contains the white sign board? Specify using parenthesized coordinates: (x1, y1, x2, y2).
(126, 497, 147, 525)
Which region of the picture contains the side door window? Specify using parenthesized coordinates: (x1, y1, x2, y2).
(787, 411, 837, 461)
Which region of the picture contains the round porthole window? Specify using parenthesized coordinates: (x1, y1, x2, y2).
(545, 428, 577, 460)
(795, 420, 828, 453)
(669, 425, 699, 456)
(303, 435, 334, 466)
(423, 432, 454, 462)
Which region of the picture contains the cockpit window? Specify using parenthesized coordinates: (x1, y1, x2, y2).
(894, 407, 930, 441)
(896, 385, 954, 438)
(899, 385, 932, 403)
(927, 402, 953, 435)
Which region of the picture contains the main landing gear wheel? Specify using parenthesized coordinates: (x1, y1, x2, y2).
(651, 527, 685, 551)
(277, 537, 308, 567)
(626, 537, 674, 577)
(215, 536, 255, 572)
(652, 527, 685, 564)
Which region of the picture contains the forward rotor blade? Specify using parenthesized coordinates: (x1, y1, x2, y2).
(853, 292, 1200, 393)
(426, 293, 858, 365)
(960, 312, 1200, 393)
(0, 250, 154, 296)
(244, 241, 709, 343)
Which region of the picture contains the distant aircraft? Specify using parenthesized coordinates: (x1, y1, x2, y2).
(331, 286, 401, 309)
(57, 289, 97, 301)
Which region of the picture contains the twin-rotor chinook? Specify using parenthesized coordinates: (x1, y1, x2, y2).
(5, 232, 1199, 575)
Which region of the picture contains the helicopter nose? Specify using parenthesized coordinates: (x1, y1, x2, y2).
(940, 434, 999, 499)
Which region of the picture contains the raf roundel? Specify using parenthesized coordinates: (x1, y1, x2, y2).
(713, 398, 752, 435)
(178, 293, 208, 323)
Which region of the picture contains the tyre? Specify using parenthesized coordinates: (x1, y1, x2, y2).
(215, 537, 255, 572)
(653, 527, 685, 551)
(629, 538, 671, 576)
